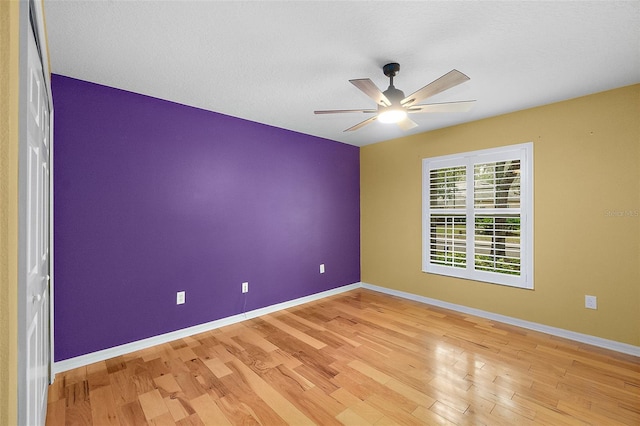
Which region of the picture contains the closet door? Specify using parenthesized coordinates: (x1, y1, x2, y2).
(24, 21, 51, 426)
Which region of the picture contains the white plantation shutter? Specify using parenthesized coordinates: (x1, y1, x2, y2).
(427, 164, 467, 269)
(429, 166, 466, 209)
(423, 143, 533, 289)
(473, 159, 522, 277)
(429, 215, 466, 268)
(474, 215, 520, 275)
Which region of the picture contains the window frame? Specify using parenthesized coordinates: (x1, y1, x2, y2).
(422, 142, 534, 289)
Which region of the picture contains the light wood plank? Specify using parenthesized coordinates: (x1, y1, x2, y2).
(154, 374, 182, 395)
(44, 398, 66, 426)
(164, 397, 190, 422)
(149, 412, 177, 426)
(138, 389, 169, 420)
(117, 400, 148, 425)
(89, 385, 119, 425)
(189, 393, 232, 426)
(262, 314, 327, 349)
(347, 359, 392, 384)
(229, 358, 311, 424)
(335, 408, 374, 426)
(203, 357, 233, 378)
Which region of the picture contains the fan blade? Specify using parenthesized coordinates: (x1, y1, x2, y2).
(401, 70, 470, 107)
(344, 115, 378, 132)
(407, 100, 475, 113)
(350, 79, 391, 106)
(397, 117, 418, 131)
(314, 109, 377, 114)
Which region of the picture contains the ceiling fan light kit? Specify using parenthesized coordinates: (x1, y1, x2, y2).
(314, 62, 475, 132)
(377, 108, 407, 124)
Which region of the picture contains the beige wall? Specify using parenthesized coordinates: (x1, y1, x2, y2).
(361, 84, 640, 346)
(0, 0, 20, 424)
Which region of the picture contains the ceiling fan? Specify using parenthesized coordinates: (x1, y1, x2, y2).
(314, 63, 475, 132)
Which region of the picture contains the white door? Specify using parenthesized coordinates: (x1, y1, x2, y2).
(25, 23, 51, 426)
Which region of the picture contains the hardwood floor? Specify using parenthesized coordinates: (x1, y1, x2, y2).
(46, 289, 640, 425)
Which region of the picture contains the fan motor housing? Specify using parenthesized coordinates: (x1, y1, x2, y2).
(383, 86, 405, 105)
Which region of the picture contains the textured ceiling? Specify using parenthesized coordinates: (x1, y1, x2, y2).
(44, 1, 640, 147)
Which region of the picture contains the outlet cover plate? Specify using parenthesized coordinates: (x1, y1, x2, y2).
(242, 282, 249, 293)
(177, 291, 185, 305)
(320, 264, 325, 274)
(585, 295, 597, 310)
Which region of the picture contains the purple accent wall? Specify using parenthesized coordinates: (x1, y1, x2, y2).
(52, 75, 360, 362)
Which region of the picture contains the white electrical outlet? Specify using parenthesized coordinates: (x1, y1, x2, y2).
(585, 295, 597, 310)
(242, 282, 249, 293)
(320, 264, 325, 274)
(176, 291, 185, 305)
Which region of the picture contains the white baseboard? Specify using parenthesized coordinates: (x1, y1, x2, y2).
(53, 282, 361, 374)
(361, 282, 640, 357)
(53, 280, 639, 375)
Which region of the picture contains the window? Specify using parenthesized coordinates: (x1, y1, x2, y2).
(422, 143, 533, 289)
